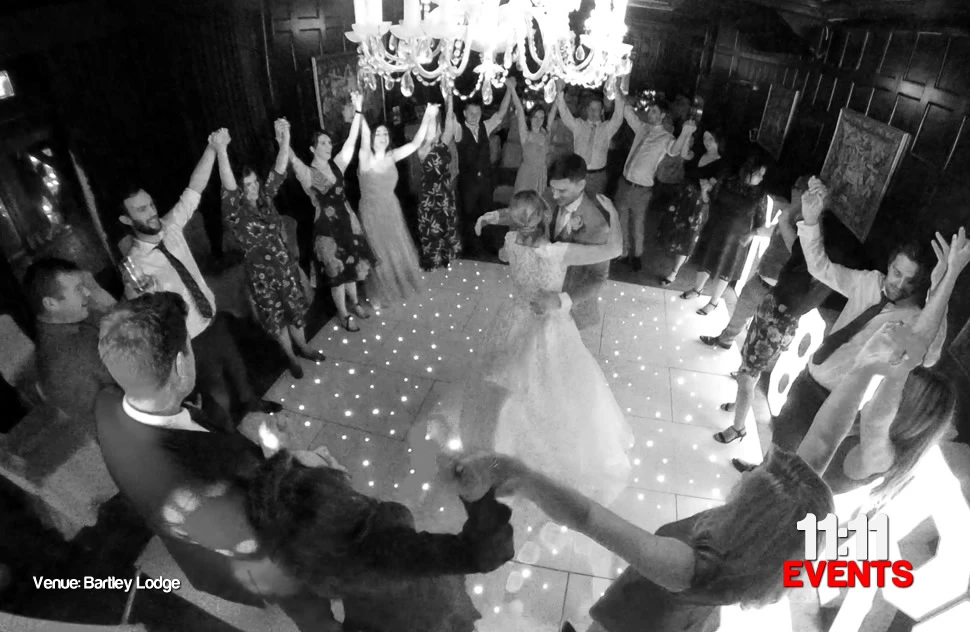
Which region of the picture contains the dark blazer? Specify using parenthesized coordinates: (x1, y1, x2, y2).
(544, 191, 611, 329)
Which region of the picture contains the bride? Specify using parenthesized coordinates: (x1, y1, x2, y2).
(454, 189, 632, 508)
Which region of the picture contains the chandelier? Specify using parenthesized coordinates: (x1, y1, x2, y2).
(346, 0, 634, 104)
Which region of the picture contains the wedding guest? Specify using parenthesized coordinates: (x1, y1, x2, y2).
(454, 446, 833, 632)
(25, 258, 116, 426)
(701, 176, 809, 351)
(242, 449, 516, 632)
(656, 128, 727, 286)
(214, 120, 326, 380)
(679, 154, 769, 315)
(455, 80, 514, 255)
(508, 87, 558, 194)
(95, 292, 339, 630)
(119, 129, 281, 422)
(290, 91, 377, 333)
(732, 179, 948, 472)
(555, 83, 624, 196)
(797, 229, 966, 503)
(416, 99, 463, 270)
(615, 101, 691, 271)
(357, 107, 437, 308)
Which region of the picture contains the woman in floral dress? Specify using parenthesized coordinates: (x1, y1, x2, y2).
(214, 120, 325, 379)
(416, 99, 463, 270)
(290, 91, 377, 333)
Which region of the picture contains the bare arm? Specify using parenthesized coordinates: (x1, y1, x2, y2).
(441, 99, 457, 145)
(215, 145, 236, 192)
(392, 106, 438, 162)
(547, 100, 558, 131)
(335, 92, 364, 171)
(797, 364, 878, 474)
(667, 122, 693, 157)
(555, 89, 580, 132)
(604, 92, 626, 137)
(358, 115, 373, 167)
(623, 104, 646, 133)
(289, 151, 313, 191)
(274, 122, 290, 175)
(187, 143, 218, 196)
(460, 456, 695, 592)
(778, 206, 798, 251)
(562, 195, 623, 266)
(484, 82, 514, 137)
(510, 88, 528, 142)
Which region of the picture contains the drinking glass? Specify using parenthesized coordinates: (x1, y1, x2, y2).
(120, 257, 155, 294)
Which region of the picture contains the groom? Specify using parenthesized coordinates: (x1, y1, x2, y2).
(477, 154, 612, 329)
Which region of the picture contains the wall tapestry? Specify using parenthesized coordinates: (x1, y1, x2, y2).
(820, 109, 911, 242)
(312, 53, 385, 135)
(756, 84, 800, 160)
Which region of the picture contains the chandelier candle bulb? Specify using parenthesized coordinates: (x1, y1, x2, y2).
(404, 0, 420, 26)
(367, 0, 383, 25)
(353, 0, 367, 24)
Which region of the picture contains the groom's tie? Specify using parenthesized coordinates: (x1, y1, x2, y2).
(555, 206, 572, 239)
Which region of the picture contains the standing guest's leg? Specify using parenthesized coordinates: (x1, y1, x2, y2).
(770, 370, 831, 452)
(458, 178, 480, 255)
(632, 187, 652, 260)
(697, 277, 730, 315)
(211, 313, 281, 415)
(191, 324, 233, 423)
(615, 180, 633, 258)
(718, 278, 769, 345)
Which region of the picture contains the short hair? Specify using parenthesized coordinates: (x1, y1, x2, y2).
(548, 154, 588, 183)
(310, 130, 330, 149)
(22, 258, 80, 315)
(98, 292, 190, 392)
(738, 153, 769, 183)
(463, 100, 483, 112)
(692, 449, 833, 608)
(118, 181, 146, 218)
(888, 239, 927, 271)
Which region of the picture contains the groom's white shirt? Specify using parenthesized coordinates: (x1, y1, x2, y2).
(554, 195, 585, 238)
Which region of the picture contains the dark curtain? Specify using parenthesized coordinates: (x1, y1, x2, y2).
(43, 1, 270, 261)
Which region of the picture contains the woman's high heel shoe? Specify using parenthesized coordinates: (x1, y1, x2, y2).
(713, 427, 746, 444)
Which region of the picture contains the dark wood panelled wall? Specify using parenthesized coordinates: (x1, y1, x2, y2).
(702, 19, 970, 375)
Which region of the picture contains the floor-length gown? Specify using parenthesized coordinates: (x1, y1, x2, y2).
(513, 131, 550, 194)
(460, 231, 633, 506)
(358, 165, 423, 306)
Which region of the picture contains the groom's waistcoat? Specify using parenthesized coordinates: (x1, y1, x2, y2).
(547, 192, 610, 330)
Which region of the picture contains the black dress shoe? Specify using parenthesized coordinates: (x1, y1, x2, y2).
(561, 623, 577, 632)
(700, 335, 732, 350)
(731, 458, 758, 473)
(249, 399, 284, 414)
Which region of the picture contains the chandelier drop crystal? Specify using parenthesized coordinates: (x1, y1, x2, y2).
(346, 0, 634, 102)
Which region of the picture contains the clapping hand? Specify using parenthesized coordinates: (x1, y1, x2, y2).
(855, 321, 926, 375)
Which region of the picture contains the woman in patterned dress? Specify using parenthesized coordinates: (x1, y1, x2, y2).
(416, 99, 462, 269)
(289, 91, 377, 333)
(214, 120, 325, 380)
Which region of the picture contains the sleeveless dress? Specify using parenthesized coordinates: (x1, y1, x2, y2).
(417, 142, 462, 269)
(358, 164, 423, 306)
(309, 160, 376, 288)
(513, 130, 550, 194)
(458, 231, 633, 506)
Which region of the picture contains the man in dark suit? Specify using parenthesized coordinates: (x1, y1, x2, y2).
(477, 154, 613, 330)
(95, 291, 340, 630)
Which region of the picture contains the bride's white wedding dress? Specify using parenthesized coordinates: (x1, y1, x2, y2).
(459, 231, 633, 506)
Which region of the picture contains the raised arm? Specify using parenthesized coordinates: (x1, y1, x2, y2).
(562, 194, 623, 266)
(604, 91, 625, 137)
(668, 119, 695, 158)
(335, 91, 364, 172)
(623, 103, 646, 133)
(273, 120, 290, 175)
(289, 150, 313, 191)
(441, 98, 457, 145)
(187, 133, 220, 196)
(167, 130, 222, 229)
(778, 205, 798, 251)
(918, 228, 969, 364)
(509, 87, 528, 142)
(215, 135, 237, 192)
(391, 105, 439, 162)
(547, 99, 558, 132)
(797, 180, 876, 295)
(456, 454, 696, 593)
(484, 77, 515, 137)
(358, 114, 373, 164)
(555, 85, 580, 133)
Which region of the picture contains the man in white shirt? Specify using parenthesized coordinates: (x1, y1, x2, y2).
(616, 102, 692, 271)
(120, 129, 281, 425)
(732, 180, 947, 472)
(555, 85, 625, 196)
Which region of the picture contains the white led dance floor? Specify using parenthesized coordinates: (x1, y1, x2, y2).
(241, 259, 793, 632)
